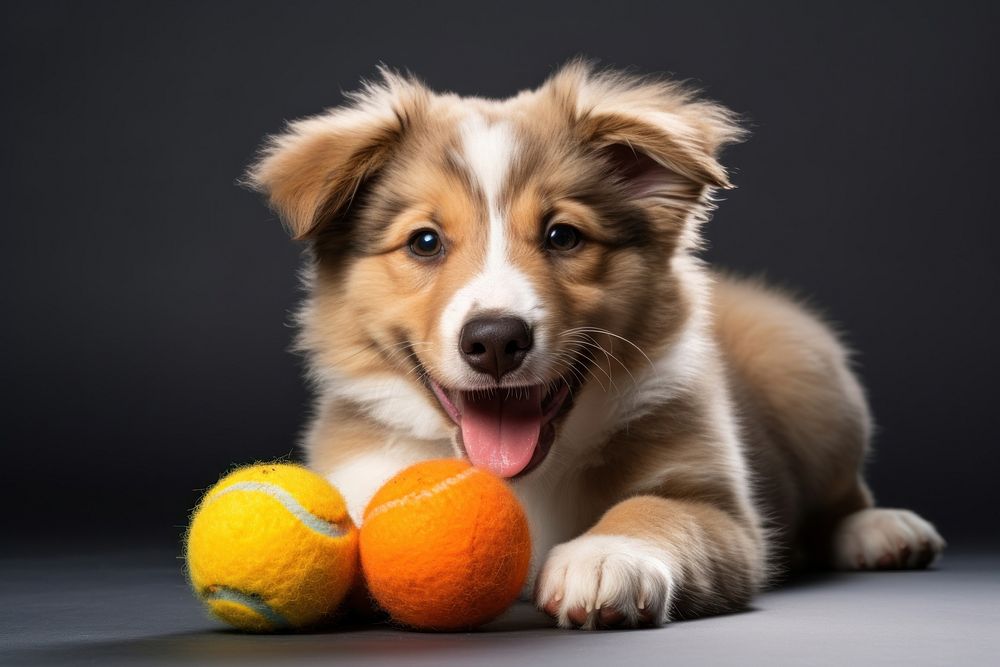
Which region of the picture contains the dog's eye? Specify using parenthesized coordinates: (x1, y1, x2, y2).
(545, 224, 581, 252)
(408, 229, 443, 257)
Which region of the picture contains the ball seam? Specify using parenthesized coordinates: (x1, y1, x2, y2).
(364, 466, 480, 523)
(204, 481, 349, 538)
(202, 585, 290, 630)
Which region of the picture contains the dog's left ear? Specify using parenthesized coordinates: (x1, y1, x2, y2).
(245, 70, 427, 240)
(547, 61, 744, 208)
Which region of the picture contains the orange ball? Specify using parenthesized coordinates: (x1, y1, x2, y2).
(359, 459, 531, 630)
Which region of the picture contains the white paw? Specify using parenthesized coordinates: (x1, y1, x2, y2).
(535, 534, 674, 630)
(833, 508, 946, 570)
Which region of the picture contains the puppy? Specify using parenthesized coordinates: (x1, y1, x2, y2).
(247, 62, 945, 629)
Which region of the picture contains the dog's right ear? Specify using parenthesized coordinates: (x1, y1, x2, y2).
(245, 70, 427, 240)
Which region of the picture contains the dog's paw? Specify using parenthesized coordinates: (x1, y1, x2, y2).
(833, 508, 946, 570)
(534, 534, 674, 630)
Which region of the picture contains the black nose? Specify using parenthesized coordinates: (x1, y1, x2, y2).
(459, 316, 533, 381)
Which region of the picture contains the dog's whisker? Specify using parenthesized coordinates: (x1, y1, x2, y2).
(574, 350, 618, 395)
(562, 327, 655, 371)
(548, 354, 589, 394)
(564, 337, 638, 388)
(552, 338, 629, 393)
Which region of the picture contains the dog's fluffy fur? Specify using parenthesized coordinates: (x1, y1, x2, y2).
(247, 62, 944, 629)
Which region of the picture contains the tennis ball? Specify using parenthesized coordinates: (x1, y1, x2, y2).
(359, 459, 532, 630)
(185, 463, 358, 632)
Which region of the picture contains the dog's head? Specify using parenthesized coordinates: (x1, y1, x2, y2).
(248, 62, 741, 479)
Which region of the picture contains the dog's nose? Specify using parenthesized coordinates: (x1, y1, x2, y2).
(459, 316, 533, 381)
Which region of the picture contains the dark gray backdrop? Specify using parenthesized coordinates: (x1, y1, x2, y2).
(3, 0, 997, 551)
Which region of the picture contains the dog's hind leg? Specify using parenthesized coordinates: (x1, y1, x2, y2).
(805, 477, 946, 570)
(830, 490, 946, 570)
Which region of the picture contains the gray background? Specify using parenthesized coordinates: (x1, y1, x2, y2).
(3, 550, 998, 666)
(3, 0, 998, 554)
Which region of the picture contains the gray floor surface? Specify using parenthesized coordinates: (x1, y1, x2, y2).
(2, 547, 997, 666)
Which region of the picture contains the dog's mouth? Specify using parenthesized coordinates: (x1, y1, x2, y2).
(429, 380, 573, 479)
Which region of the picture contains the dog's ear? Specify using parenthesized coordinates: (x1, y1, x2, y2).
(245, 70, 428, 240)
(547, 60, 744, 210)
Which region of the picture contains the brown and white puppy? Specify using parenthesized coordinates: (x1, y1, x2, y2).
(247, 62, 945, 629)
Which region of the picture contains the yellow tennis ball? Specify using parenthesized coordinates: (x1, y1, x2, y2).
(185, 463, 358, 632)
(360, 459, 532, 630)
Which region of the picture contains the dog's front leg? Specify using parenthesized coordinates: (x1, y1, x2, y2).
(535, 495, 765, 629)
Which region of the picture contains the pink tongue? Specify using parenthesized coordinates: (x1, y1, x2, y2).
(459, 386, 543, 478)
